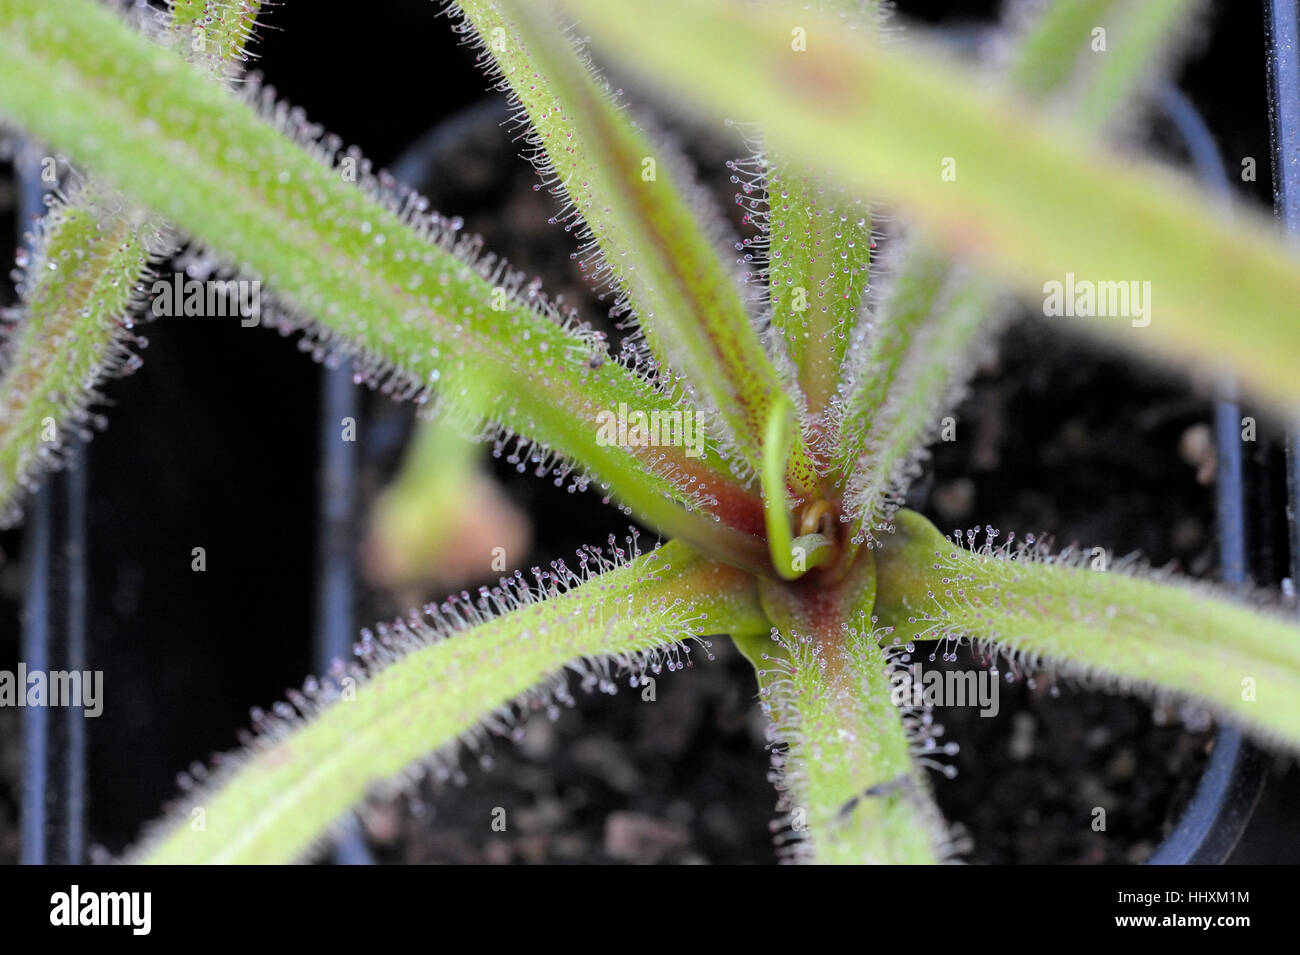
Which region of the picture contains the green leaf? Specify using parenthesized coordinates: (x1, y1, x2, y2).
(454, 0, 819, 494)
(833, 245, 952, 482)
(0, 0, 770, 569)
(833, 0, 1200, 547)
(0, 0, 260, 525)
(761, 392, 832, 579)
(756, 159, 873, 417)
(168, 0, 262, 78)
(875, 509, 1300, 750)
(561, 0, 1300, 409)
(1007, 0, 1123, 95)
(0, 184, 164, 524)
(839, 273, 997, 547)
(132, 538, 768, 863)
(744, 552, 948, 864)
(740, 1, 882, 420)
(1066, 0, 1202, 133)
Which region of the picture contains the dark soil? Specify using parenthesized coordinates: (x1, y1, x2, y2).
(1, 0, 1297, 865)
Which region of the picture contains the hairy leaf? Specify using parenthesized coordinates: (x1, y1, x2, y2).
(875, 510, 1300, 749)
(839, 272, 995, 547)
(0, 0, 260, 524)
(169, 0, 261, 76)
(562, 0, 1300, 409)
(0, 186, 163, 523)
(133, 538, 768, 863)
(748, 155, 874, 419)
(0, 0, 770, 569)
(736, 552, 949, 863)
(453, 0, 819, 494)
(741, 1, 882, 420)
(834, 0, 1199, 546)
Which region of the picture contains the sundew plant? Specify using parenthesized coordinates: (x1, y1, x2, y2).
(1, 0, 1300, 864)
